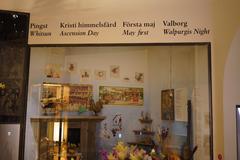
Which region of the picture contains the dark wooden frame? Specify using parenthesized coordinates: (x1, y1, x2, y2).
(161, 89, 174, 120)
(0, 9, 30, 160)
(29, 42, 213, 160)
(236, 105, 240, 160)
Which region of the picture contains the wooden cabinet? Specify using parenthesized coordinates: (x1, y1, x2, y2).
(31, 116, 105, 160)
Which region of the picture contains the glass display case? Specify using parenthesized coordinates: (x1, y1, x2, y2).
(40, 83, 93, 115)
(25, 44, 213, 160)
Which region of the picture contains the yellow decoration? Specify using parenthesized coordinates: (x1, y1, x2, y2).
(114, 142, 128, 160)
(107, 153, 116, 160)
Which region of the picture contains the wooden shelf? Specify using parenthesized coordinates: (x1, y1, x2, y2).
(139, 118, 152, 123)
(133, 130, 155, 135)
(130, 114, 155, 153)
(31, 115, 105, 122)
(127, 142, 155, 147)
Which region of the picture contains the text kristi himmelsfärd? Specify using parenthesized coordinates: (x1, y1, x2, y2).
(163, 20, 210, 36)
(59, 21, 116, 37)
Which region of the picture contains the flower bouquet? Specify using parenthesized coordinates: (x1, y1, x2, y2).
(100, 142, 161, 160)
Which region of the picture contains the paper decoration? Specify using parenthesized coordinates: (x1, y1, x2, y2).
(135, 72, 144, 83)
(67, 62, 77, 72)
(101, 123, 111, 139)
(95, 70, 106, 80)
(111, 114, 122, 137)
(110, 65, 120, 78)
(80, 69, 91, 82)
(122, 76, 131, 82)
(45, 64, 62, 78)
(174, 88, 188, 122)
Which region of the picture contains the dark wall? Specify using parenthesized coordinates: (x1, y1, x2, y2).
(0, 45, 28, 123)
(0, 10, 30, 160)
(0, 11, 28, 43)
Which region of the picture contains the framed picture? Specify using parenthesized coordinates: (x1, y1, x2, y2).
(67, 62, 77, 72)
(99, 86, 144, 106)
(161, 89, 174, 120)
(95, 70, 107, 81)
(45, 64, 62, 78)
(80, 69, 91, 82)
(69, 84, 93, 108)
(135, 72, 144, 83)
(110, 65, 120, 79)
(122, 76, 131, 82)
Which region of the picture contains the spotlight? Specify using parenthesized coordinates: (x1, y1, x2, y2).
(12, 14, 18, 18)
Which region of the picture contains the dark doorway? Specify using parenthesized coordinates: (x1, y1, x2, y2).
(0, 10, 29, 42)
(68, 128, 81, 146)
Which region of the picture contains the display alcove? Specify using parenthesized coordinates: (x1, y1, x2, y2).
(30, 82, 105, 160)
(31, 116, 105, 160)
(128, 112, 155, 153)
(25, 44, 213, 160)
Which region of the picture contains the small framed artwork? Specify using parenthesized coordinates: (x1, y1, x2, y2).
(122, 76, 131, 82)
(80, 69, 91, 82)
(110, 65, 120, 79)
(135, 72, 144, 83)
(161, 89, 174, 120)
(67, 62, 77, 73)
(95, 70, 106, 81)
(68, 84, 93, 108)
(45, 64, 62, 78)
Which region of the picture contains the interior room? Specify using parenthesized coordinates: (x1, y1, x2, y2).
(24, 44, 211, 160)
(1, 0, 240, 159)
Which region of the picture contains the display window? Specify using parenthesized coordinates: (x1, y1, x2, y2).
(25, 44, 212, 160)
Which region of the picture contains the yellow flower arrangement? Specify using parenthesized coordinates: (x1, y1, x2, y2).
(101, 141, 160, 160)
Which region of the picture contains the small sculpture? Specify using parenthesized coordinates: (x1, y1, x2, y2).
(89, 98, 103, 116)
